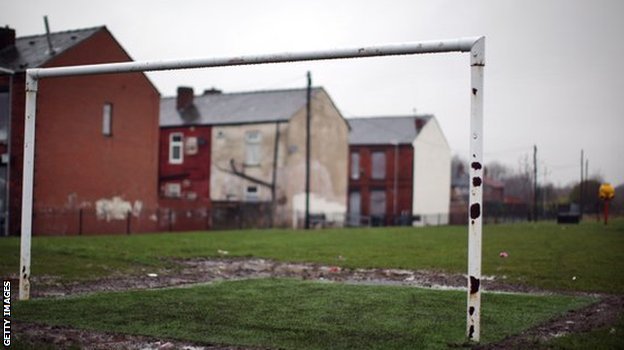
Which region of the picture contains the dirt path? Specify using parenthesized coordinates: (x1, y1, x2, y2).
(13, 258, 624, 349)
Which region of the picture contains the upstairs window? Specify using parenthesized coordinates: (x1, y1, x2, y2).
(371, 151, 386, 180)
(245, 130, 262, 166)
(0, 91, 8, 142)
(102, 103, 113, 136)
(169, 132, 184, 164)
(350, 152, 360, 180)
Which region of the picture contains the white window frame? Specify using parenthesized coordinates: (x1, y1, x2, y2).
(169, 132, 184, 164)
(245, 130, 262, 166)
(350, 152, 360, 180)
(371, 151, 386, 180)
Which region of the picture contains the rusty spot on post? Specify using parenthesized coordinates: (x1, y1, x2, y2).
(472, 88, 478, 95)
(470, 203, 481, 219)
(471, 162, 482, 170)
(469, 306, 475, 316)
(469, 325, 475, 339)
(472, 177, 482, 187)
(470, 276, 480, 294)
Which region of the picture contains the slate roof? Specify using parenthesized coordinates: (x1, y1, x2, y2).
(347, 115, 432, 145)
(160, 88, 323, 127)
(0, 26, 103, 72)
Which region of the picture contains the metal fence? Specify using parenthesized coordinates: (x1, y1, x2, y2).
(32, 201, 611, 235)
(32, 207, 210, 236)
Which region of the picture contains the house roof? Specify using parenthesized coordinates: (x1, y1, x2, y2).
(347, 115, 432, 145)
(0, 26, 104, 72)
(160, 87, 323, 127)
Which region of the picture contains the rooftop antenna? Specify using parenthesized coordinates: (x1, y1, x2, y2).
(44, 16, 55, 55)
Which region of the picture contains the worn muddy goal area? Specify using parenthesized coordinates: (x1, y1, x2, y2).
(13, 256, 624, 350)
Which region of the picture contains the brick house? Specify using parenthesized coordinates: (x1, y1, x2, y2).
(0, 26, 160, 235)
(347, 115, 451, 226)
(159, 86, 349, 229)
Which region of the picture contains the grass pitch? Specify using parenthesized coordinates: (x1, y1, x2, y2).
(14, 279, 594, 350)
(1, 219, 623, 293)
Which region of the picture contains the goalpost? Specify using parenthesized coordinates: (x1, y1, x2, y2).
(18, 36, 485, 341)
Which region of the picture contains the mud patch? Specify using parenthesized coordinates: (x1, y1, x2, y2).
(27, 258, 549, 298)
(14, 322, 265, 350)
(475, 295, 624, 349)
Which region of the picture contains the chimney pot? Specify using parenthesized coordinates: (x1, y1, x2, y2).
(203, 87, 222, 95)
(0, 27, 16, 50)
(176, 86, 194, 112)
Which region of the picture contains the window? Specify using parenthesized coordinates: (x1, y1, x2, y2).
(371, 151, 386, 179)
(245, 185, 259, 201)
(348, 191, 361, 226)
(370, 189, 386, 216)
(169, 132, 184, 164)
(245, 130, 262, 166)
(0, 91, 9, 142)
(350, 152, 360, 180)
(102, 103, 113, 136)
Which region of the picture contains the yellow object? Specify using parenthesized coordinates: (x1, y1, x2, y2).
(599, 183, 615, 200)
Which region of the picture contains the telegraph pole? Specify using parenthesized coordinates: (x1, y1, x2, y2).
(533, 145, 538, 221)
(585, 159, 589, 215)
(580, 149, 584, 219)
(304, 71, 312, 229)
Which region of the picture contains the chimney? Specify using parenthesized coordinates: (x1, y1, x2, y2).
(415, 118, 426, 131)
(203, 87, 222, 95)
(176, 86, 194, 112)
(0, 26, 16, 50)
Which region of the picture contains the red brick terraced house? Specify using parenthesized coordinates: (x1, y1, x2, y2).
(159, 86, 349, 230)
(347, 115, 451, 226)
(0, 26, 160, 235)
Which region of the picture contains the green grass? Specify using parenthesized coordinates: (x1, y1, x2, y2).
(0, 220, 624, 294)
(1, 220, 623, 293)
(13, 279, 594, 350)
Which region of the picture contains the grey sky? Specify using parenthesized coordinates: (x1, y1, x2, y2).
(3, 0, 623, 187)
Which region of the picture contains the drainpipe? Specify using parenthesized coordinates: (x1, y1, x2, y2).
(270, 121, 281, 227)
(0, 67, 14, 237)
(392, 140, 398, 225)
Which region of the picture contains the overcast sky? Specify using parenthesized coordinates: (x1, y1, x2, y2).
(3, 0, 623, 187)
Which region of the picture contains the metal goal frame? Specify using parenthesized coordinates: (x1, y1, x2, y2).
(18, 36, 485, 341)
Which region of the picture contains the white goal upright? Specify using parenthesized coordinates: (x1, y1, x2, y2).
(18, 36, 485, 341)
